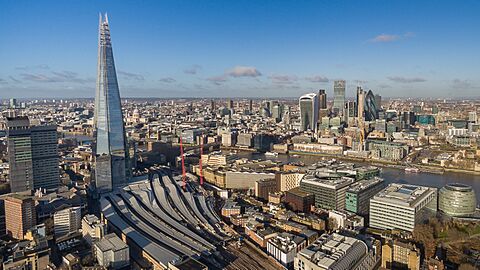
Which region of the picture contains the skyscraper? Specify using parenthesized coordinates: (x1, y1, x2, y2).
(365, 90, 378, 121)
(299, 93, 319, 131)
(94, 14, 128, 193)
(333, 80, 346, 115)
(7, 117, 59, 192)
(356, 86, 365, 123)
(318, 89, 327, 109)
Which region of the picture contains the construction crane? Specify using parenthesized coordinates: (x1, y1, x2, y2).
(199, 134, 204, 185)
(179, 136, 186, 190)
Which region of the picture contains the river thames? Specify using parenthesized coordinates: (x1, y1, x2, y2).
(243, 152, 480, 203)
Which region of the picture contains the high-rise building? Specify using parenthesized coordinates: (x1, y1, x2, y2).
(333, 80, 346, 115)
(7, 117, 59, 192)
(374, 94, 382, 109)
(5, 194, 36, 240)
(300, 175, 354, 210)
(364, 90, 378, 121)
(299, 93, 319, 131)
(94, 14, 129, 193)
(6, 117, 33, 192)
(9, 98, 17, 109)
(345, 177, 385, 216)
(54, 206, 82, 237)
(249, 99, 253, 113)
(210, 99, 215, 111)
(318, 89, 327, 109)
(356, 86, 365, 123)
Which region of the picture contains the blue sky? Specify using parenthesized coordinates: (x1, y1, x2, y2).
(0, 0, 479, 98)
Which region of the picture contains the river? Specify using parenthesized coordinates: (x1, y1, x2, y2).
(239, 152, 480, 202)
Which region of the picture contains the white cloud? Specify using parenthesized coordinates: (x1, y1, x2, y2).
(226, 66, 262, 77)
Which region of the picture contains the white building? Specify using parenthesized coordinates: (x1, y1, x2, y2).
(294, 233, 374, 270)
(94, 233, 129, 269)
(54, 206, 81, 237)
(82, 214, 106, 245)
(267, 232, 307, 269)
(369, 183, 437, 232)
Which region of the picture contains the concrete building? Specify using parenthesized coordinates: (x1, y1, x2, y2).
(300, 175, 354, 210)
(438, 183, 476, 217)
(221, 200, 242, 217)
(369, 183, 437, 232)
(366, 140, 409, 161)
(255, 178, 278, 201)
(277, 172, 305, 192)
(82, 214, 106, 245)
(285, 187, 315, 213)
(237, 133, 254, 148)
(94, 233, 130, 269)
(6, 117, 59, 192)
(381, 239, 421, 270)
(54, 206, 81, 237)
(294, 233, 373, 270)
(5, 194, 36, 240)
(267, 232, 307, 269)
(201, 151, 238, 166)
(345, 177, 385, 216)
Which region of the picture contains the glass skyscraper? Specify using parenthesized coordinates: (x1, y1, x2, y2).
(333, 80, 346, 115)
(299, 93, 319, 131)
(94, 14, 128, 193)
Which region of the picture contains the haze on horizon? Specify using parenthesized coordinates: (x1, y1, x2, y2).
(0, 0, 479, 99)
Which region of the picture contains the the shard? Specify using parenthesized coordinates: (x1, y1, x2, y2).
(94, 14, 128, 193)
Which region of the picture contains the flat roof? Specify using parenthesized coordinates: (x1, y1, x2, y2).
(372, 183, 436, 207)
(347, 177, 384, 193)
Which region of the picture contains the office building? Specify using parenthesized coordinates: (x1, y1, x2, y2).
(300, 175, 354, 210)
(366, 139, 409, 161)
(294, 233, 374, 270)
(299, 93, 319, 131)
(267, 232, 307, 269)
(438, 183, 476, 217)
(9, 98, 17, 108)
(356, 86, 365, 123)
(6, 117, 34, 192)
(285, 187, 315, 213)
(345, 177, 385, 216)
(53, 206, 81, 237)
(374, 94, 381, 109)
(94, 14, 129, 193)
(82, 214, 106, 245)
(318, 89, 327, 109)
(5, 194, 36, 240)
(255, 178, 278, 200)
(364, 90, 378, 121)
(369, 183, 437, 232)
(276, 172, 305, 192)
(94, 233, 130, 269)
(7, 117, 59, 192)
(333, 80, 346, 115)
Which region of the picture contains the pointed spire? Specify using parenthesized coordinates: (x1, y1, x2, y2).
(105, 12, 109, 24)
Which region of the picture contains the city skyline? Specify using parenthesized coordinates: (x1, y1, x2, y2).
(1, 1, 480, 98)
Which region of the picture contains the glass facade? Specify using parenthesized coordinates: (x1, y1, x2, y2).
(299, 93, 318, 131)
(333, 80, 346, 114)
(94, 14, 128, 193)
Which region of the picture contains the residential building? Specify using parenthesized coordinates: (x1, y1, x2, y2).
(381, 239, 421, 270)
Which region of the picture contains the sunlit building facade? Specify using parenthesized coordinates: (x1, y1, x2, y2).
(94, 14, 129, 193)
(299, 93, 319, 131)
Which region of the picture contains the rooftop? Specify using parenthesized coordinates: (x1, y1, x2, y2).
(347, 177, 385, 193)
(372, 183, 437, 207)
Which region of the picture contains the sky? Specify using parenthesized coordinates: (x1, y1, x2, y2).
(0, 0, 479, 99)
